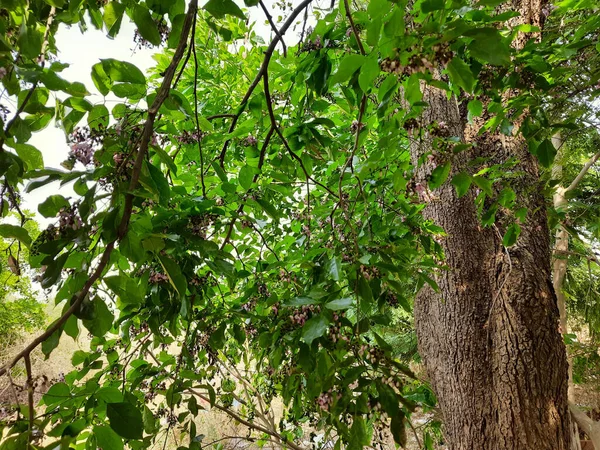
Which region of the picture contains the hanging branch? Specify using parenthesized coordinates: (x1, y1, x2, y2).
(0, 0, 199, 379)
(217, 0, 313, 168)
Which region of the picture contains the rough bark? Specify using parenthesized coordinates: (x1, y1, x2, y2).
(409, 1, 575, 449)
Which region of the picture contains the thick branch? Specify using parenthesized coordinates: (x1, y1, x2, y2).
(566, 150, 600, 192)
(0, 0, 198, 379)
(570, 404, 600, 447)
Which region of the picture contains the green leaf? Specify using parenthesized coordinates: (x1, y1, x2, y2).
(256, 198, 280, 220)
(357, 276, 373, 305)
(88, 104, 109, 130)
(101, 59, 146, 84)
(302, 315, 329, 345)
(42, 382, 70, 406)
(158, 255, 187, 297)
(535, 138, 557, 168)
(133, 5, 161, 46)
(106, 402, 144, 440)
(405, 74, 422, 105)
(473, 175, 493, 196)
(94, 425, 124, 450)
(467, 99, 483, 121)
(238, 165, 256, 190)
(324, 297, 354, 310)
(327, 256, 341, 281)
(466, 28, 511, 66)
(421, 0, 444, 12)
(91, 63, 112, 96)
(451, 172, 472, 198)
(447, 57, 475, 94)
(348, 417, 369, 450)
(358, 55, 380, 93)
(41, 323, 63, 357)
(104, 274, 144, 304)
(390, 413, 407, 447)
(147, 163, 170, 206)
(82, 298, 114, 337)
(18, 24, 43, 59)
(204, 0, 245, 20)
(502, 223, 521, 247)
(498, 187, 516, 208)
(429, 161, 451, 189)
(103, 1, 125, 37)
(0, 224, 31, 247)
(331, 54, 365, 84)
(38, 195, 70, 218)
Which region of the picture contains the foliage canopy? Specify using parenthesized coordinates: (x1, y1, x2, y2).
(0, 0, 599, 448)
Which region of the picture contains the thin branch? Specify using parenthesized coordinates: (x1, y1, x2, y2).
(217, 0, 313, 168)
(259, 0, 287, 57)
(263, 73, 337, 197)
(187, 388, 307, 450)
(117, 0, 198, 239)
(191, 15, 206, 197)
(570, 403, 600, 447)
(565, 150, 600, 192)
(207, 113, 237, 120)
(220, 127, 274, 250)
(554, 249, 600, 266)
(24, 355, 33, 449)
(343, 0, 365, 55)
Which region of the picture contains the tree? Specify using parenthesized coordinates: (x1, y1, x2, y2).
(0, 213, 45, 347)
(0, 0, 599, 449)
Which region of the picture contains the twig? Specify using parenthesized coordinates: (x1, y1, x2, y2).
(187, 388, 307, 450)
(343, 0, 365, 55)
(566, 150, 600, 192)
(259, 0, 287, 57)
(263, 73, 337, 197)
(24, 355, 34, 449)
(220, 127, 275, 250)
(191, 16, 207, 197)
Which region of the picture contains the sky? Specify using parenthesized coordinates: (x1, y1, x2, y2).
(15, 1, 318, 225)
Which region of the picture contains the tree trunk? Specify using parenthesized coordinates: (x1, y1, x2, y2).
(409, 2, 575, 449)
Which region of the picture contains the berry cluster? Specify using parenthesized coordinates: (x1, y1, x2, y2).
(358, 345, 384, 365)
(0, 104, 8, 122)
(133, 18, 170, 50)
(149, 270, 169, 284)
(68, 127, 103, 166)
(188, 213, 218, 238)
(58, 205, 83, 231)
(177, 129, 204, 144)
(329, 312, 348, 343)
(359, 264, 380, 281)
(242, 135, 257, 146)
(129, 322, 150, 336)
(290, 304, 321, 326)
